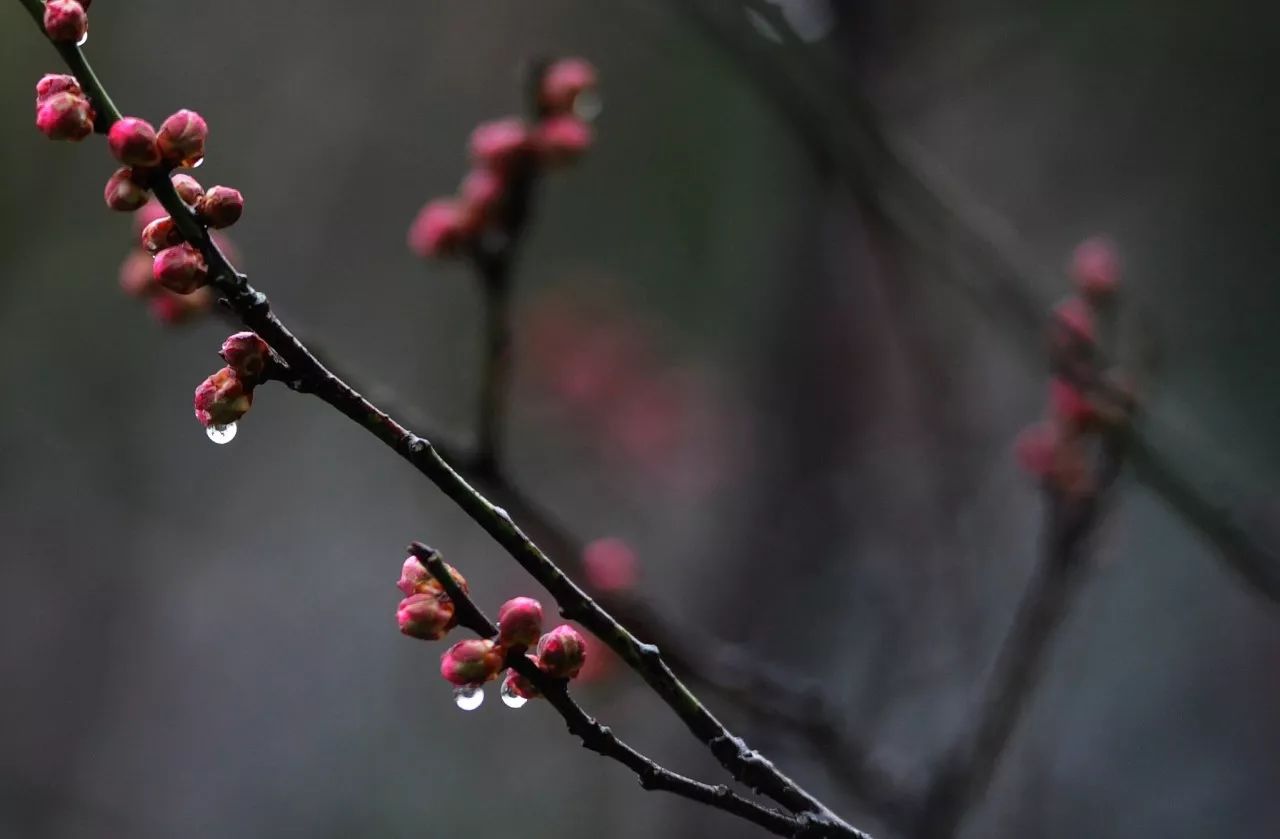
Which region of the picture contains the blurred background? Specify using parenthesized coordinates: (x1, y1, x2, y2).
(3, 1, 1280, 837)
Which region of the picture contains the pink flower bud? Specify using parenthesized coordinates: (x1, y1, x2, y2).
(43, 0, 87, 43)
(149, 287, 213, 325)
(195, 186, 244, 229)
(1071, 237, 1119, 299)
(171, 173, 205, 205)
(1049, 377, 1095, 428)
(219, 331, 271, 379)
(153, 243, 208, 294)
(1051, 296, 1095, 347)
(35, 91, 94, 141)
(35, 74, 81, 104)
(502, 660, 541, 700)
(1015, 422, 1057, 479)
(395, 556, 469, 601)
(133, 201, 169, 234)
(540, 58, 598, 115)
(397, 592, 456, 641)
(496, 597, 543, 649)
(440, 639, 504, 686)
(157, 109, 208, 168)
(140, 216, 182, 255)
(108, 117, 161, 167)
(469, 118, 531, 171)
(536, 625, 586, 679)
(193, 366, 252, 427)
(458, 167, 505, 228)
(118, 249, 155, 297)
(533, 115, 593, 166)
(407, 199, 467, 258)
(103, 167, 150, 212)
(583, 537, 638, 592)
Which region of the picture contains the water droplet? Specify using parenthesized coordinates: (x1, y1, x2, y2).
(453, 685, 484, 711)
(189, 156, 205, 169)
(500, 680, 528, 709)
(205, 422, 237, 445)
(76, 32, 88, 47)
(573, 90, 603, 122)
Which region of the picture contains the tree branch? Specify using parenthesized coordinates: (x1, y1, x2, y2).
(18, 14, 869, 837)
(410, 543, 809, 838)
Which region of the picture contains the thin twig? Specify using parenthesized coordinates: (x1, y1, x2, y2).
(17, 13, 869, 836)
(411, 543, 807, 838)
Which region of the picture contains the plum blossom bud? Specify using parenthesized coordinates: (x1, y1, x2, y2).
(149, 287, 212, 325)
(496, 597, 543, 649)
(502, 660, 541, 700)
(1015, 422, 1057, 479)
(195, 186, 244, 229)
(397, 593, 456, 641)
(440, 639, 504, 686)
(536, 625, 586, 679)
(108, 117, 161, 167)
(219, 331, 271, 379)
(171, 173, 205, 205)
(1051, 296, 1095, 350)
(43, 0, 87, 43)
(104, 167, 150, 212)
(193, 366, 252, 428)
(35, 91, 94, 141)
(533, 115, 592, 166)
(583, 537, 638, 592)
(1049, 377, 1095, 428)
(540, 58, 598, 115)
(153, 243, 207, 294)
(140, 216, 182, 255)
(157, 109, 207, 167)
(118, 250, 154, 297)
(1071, 237, 1119, 299)
(35, 74, 81, 104)
(469, 118, 531, 171)
(459, 168, 505, 228)
(133, 200, 169, 234)
(407, 199, 466, 258)
(396, 555, 469, 598)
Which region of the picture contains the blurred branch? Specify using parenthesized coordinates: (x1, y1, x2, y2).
(672, 0, 1280, 628)
(912, 439, 1125, 838)
(17, 14, 870, 836)
(413, 543, 808, 838)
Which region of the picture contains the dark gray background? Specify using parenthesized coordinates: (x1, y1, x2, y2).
(2, 1, 1278, 837)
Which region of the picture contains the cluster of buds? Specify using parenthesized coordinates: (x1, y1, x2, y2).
(119, 201, 241, 324)
(34, 73, 94, 141)
(394, 553, 587, 708)
(192, 332, 272, 436)
(407, 57, 598, 259)
(1016, 237, 1137, 497)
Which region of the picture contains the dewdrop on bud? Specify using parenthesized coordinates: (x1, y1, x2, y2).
(496, 597, 543, 649)
(440, 639, 504, 687)
(108, 117, 161, 167)
(453, 685, 485, 711)
(157, 109, 208, 168)
(193, 366, 252, 430)
(397, 593, 456, 641)
(219, 331, 271, 379)
(35, 91, 94, 141)
(43, 0, 88, 44)
(153, 243, 208, 294)
(104, 167, 150, 212)
(539, 58, 598, 117)
(536, 625, 586, 679)
(501, 663, 539, 708)
(196, 186, 243, 229)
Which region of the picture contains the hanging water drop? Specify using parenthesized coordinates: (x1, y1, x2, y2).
(573, 89, 603, 122)
(453, 685, 484, 711)
(205, 422, 237, 444)
(76, 32, 88, 47)
(500, 680, 528, 709)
